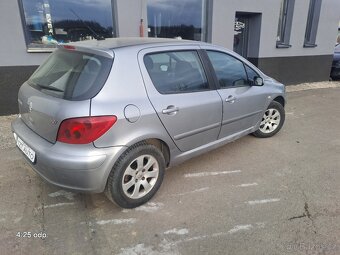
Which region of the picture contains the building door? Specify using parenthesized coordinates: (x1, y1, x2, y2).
(234, 14, 250, 58)
(233, 12, 262, 64)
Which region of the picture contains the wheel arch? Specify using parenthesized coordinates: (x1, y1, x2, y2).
(124, 138, 171, 168)
(144, 138, 171, 167)
(273, 96, 285, 107)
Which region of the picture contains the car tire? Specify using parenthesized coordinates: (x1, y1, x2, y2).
(105, 142, 165, 208)
(253, 101, 285, 138)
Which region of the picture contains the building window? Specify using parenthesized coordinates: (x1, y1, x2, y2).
(19, 0, 116, 51)
(147, 0, 208, 41)
(304, 0, 322, 48)
(276, 0, 295, 48)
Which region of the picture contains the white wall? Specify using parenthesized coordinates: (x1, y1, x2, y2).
(211, 0, 340, 58)
(116, 0, 148, 37)
(0, 0, 48, 66)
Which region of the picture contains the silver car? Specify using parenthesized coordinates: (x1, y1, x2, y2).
(12, 38, 285, 208)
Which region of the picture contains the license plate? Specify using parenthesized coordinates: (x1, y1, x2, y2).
(14, 133, 36, 163)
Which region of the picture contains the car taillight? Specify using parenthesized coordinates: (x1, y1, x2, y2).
(63, 45, 76, 50)
(57, 116, 117, 144)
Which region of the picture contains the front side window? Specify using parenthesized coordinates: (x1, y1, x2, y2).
(304, 0, 322, 47)
(207, 51, 248, 88)
(144, 51, 209, 94)
(245, 65, 260, 85)
(147, 0, 207, 41)
(276, 0, 295, 48)
(19, 0, 116, 51)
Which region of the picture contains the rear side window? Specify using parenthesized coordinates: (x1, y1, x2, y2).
(207, 51, 248, 88)
(28, 49, 113, 101)
(144, 51, 209, 94)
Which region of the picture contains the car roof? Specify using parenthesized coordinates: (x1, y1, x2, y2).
(69, 37, 207, 50)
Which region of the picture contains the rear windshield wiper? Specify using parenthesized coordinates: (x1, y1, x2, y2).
(30, 81, 64, 92)
(39, 85, 64, 92)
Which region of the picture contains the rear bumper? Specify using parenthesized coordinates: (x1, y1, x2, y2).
(11, 117, 126, 193)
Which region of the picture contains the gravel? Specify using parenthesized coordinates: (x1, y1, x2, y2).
(0, 114, 17, 150)
(285, 80, 340, 92)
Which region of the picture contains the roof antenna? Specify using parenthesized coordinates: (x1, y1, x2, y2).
(69, 9, 105, 40)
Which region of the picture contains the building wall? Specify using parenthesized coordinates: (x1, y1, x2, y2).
(0, 0, 339, 115)
(116, 0, 148, 37)
(211, 0, 340, 83)
(0, 0, 47, 115)
(0, 0, 48, 66)
(211, 0, 339, 57)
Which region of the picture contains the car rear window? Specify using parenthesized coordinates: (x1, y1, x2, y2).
(27, 49, 113, 101)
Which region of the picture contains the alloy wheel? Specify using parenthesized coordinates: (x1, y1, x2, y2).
(259, 108, 281, 134)
(122, 155, 159, 199)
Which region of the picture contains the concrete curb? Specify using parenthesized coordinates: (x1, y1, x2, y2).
(286, 81, 340, 92)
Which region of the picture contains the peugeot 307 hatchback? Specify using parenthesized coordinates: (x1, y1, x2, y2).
(12, 38, 286, 208)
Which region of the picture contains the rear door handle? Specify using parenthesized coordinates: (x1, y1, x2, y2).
(225, 95, 236, 103)
(162, 106, 179, 115)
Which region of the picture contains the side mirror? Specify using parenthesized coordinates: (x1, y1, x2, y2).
(254, 76, 264, 86)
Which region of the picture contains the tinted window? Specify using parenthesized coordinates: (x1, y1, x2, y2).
(207, 51, 248, 88)
(276, 0, 295, 47)
(245, 65, 260, 85)
(19, 0, 116, 50)
(304, 0, 322, 47)
(28, 49, 112, 100)
(144, 51, 209, 94)
(147, 0, 207, 41)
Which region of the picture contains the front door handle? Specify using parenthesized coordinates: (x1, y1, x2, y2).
(225, 95, 236, 103)
(162, 106, 179, 115)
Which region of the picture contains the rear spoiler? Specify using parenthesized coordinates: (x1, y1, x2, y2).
(57, 44, 114, 59)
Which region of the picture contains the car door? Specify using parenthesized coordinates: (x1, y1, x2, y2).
(139, 46, 222, 152)
(204, 50, 268, 139)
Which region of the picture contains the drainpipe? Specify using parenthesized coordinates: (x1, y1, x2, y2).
(140, 19, 144, 37)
